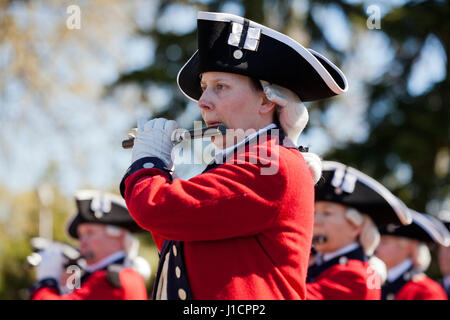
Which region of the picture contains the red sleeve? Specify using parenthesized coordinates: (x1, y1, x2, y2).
(149, 231, 166, 251)
(31, 270, 147, 300)
(397, 278, 448, 300)
(30, 286, 61, 300)
(306, 263, 380, 300)
(123, 143, 289, 243)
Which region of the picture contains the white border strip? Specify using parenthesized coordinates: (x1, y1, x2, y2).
(176, 50, 200, 103)
(410, 210, 450, 247)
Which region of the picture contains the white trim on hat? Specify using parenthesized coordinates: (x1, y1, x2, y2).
(74, 189, 127, 208)
(409, 210, 450, 247)
(322, 161, 412, 226)
(196, 11, 348, 95)
(308, 49, 349, 93)
(176, 50, 200, 103)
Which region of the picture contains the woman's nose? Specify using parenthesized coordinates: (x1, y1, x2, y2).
(198, 90, 214, 111)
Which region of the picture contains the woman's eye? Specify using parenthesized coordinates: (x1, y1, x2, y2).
(216, 84, 226, 90)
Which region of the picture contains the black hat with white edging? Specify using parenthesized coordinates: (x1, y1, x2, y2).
(379, 210, 450, 247)
(315, 161, 412, 227)
(177, 11, 348, 102)
(67, 189, 144, 239)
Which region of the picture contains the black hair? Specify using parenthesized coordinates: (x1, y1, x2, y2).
(249, 77, 263, 91)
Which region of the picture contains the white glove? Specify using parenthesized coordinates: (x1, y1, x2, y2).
(301, 151, 322, 185)
(36, 243, 67, 281)
(260, 80, 309, 146)
(130, 256, 152, 280)
(131, 118, 179, 167)
(368, 256, 387, 285)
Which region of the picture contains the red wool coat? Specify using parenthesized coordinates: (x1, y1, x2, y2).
(306, 259, 381, 300)
(394, 275, 448, 300)
(30, 268, 148, 300)
(122, 134, 315, 299)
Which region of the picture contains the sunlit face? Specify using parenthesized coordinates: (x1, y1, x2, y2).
(77, 223, 125, 265)
(198, 72, 275, 148)
(313, 201, 361, 254)
(375, 235, 416, 270)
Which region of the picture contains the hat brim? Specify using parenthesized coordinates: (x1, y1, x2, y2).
(66, 210, 145, 239)
(315, 161, 412, 227)
(67, 213, 84, 239)
(66, 190, 145, 239)
(380, 210, 450, 246)
(177, 11, 348, 103)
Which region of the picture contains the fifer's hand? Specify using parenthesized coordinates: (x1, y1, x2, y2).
(36, 243, 67, 282)
(260, 81, 308, 146)
(131, 118, 179, 168)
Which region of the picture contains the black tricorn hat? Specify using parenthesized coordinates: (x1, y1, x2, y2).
(379, 210, 450, 247)
(67, 190, 144, 239)
(315, 161, 411, 227)
(177, 11, 348, 102)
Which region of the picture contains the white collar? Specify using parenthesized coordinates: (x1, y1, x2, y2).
(387, 258, 413, 282)
(321, 242, 360, 263)
(214, 123, 277, 163)
(84, 251, 126, 273)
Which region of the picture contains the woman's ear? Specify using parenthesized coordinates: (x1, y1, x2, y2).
(258, 92, 276, 115)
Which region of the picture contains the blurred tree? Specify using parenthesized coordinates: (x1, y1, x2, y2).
(0, 0, 158, 192)
(322, 0, 449, 214)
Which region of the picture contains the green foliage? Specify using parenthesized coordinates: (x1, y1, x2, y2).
(0, 238, 34, 300)
(0, 189, 40, 299)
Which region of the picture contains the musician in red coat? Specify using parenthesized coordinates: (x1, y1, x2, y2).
(30, 190, 149, 300)
(306, 161, 412, 300)
(120, 11, 348, 300)
(376, 209, 450, 300)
